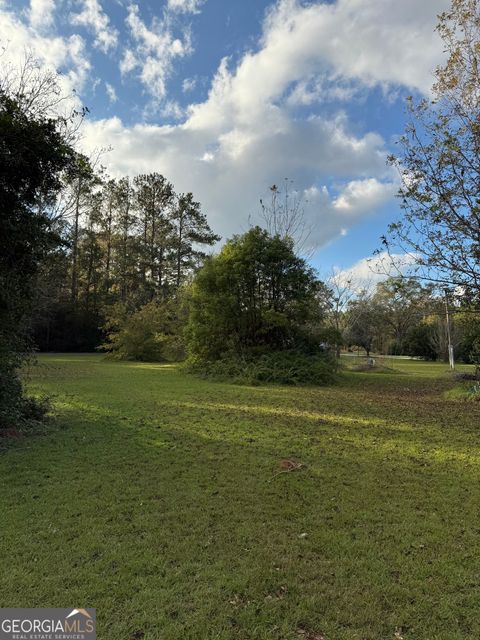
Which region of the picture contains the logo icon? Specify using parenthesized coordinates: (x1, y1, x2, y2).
(66, 609, 93, 619)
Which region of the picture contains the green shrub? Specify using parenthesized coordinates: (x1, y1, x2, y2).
(0, 361, 49, 431)
(186, 350, 337, 386)
(186, 227, 329, 362)
(100, 300, 185, 362)
(403, 322, 438, 360)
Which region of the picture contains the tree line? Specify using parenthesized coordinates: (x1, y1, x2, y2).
(332, 277, 480, 363)
(33, 163, 219, 351)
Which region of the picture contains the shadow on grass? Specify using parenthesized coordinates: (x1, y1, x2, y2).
(1, 384, 480, 639)
(2, 357, 480, 639)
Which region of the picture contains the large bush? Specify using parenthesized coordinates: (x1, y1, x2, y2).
(187, 228, 326, 357)
(185, 227, 335, 384)
(403, 322, 438, 360)
(101, 299, 185, 362)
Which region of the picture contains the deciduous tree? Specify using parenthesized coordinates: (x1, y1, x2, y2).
(383, 0, 480, 291)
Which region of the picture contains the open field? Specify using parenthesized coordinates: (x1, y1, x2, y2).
(1, 355, 479, 639)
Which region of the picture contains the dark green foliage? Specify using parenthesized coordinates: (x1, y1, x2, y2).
(133, 172, 175, 301)
(0, 88, 73, 430)
(187, 227, 325, 361)
(469, 339, 480, 379)
(344, 294, 382, 356)
(374, 277, 434, 349)
(172, 192, 220, 288)
(317, 326, 344, 350)
(403, 322, 438, 360)
(0, 364, 48, 432)
(33, 305, 103, 352)
(32, 172, 219, 351)
(456, 314, 480, 365)
(343, 277, 442, 358)
(186, 227, 335, 384)
(187, 350, 337, 386)
(0, 92, 72, 334)
(101, 299, 185, 362)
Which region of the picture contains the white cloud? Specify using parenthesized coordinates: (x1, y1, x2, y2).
(184, 0, 447, 139)
(167, 0, 205, 14)
(119, 48, 137, 75)
(70, 0, 118, 53)
(260, 0, 448, 96)
(78, 0, 449, 250)
(333, 179, 395, 216)
(182, 76, 197, 92)
(81, 113, 394, 248)
(334, 252, 418, 293)
(28, 0, 55, 30)
(159, 100, 184, 119)
(122, 3, 193, 99)
(105, 82, 117, 103)
(65, 33, 91, 91)
(82, 0, 446, 248)
(0, 4, 91, 97)
(286, 74, 361, 107)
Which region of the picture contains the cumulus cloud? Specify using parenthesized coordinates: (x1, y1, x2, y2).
(286, 74, 361, 107)
(70, 0, 118, 53)
(159, 100, 184, 119)
(260, 0, 448, 96)
(0, 3, 91, 97)
(182, 0, 446, 138)
(28, 0, 55, 30)
(333, 179, 395, 216)
(119, 48, 137, 75)
(82, 0, 418, 247)
(183, 0, 447, 138)
(333, 252, 418, 293)
(121, 3, 193, 99)
(81, 112, 394, 248)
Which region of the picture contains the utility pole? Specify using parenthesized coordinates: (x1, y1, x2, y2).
(444, 288, 455, 370)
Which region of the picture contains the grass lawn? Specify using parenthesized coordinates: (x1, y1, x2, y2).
(1, 354, 479, 640)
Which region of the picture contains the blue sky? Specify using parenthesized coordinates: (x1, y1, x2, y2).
(1, 0, 449, 283)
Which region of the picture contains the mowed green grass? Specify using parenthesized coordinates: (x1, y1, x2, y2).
(1, 355, 480, 640)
